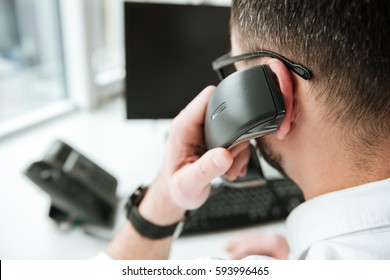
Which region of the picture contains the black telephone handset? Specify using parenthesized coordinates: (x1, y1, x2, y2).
(204, 65, 285, 187)
(204, 65, 285, 149)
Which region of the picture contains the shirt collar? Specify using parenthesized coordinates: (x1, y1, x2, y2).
(286, 177, 390, 259)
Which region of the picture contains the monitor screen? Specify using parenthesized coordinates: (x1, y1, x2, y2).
(124, 2, 231, 119)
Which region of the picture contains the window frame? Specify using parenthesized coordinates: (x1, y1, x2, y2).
(0, 0, 125, 138)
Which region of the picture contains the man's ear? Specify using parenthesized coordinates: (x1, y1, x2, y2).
(267, 58, 294, 140)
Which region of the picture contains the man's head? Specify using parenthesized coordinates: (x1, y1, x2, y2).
(229, 0, 390, 198)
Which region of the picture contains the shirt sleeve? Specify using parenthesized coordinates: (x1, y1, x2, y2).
(94, 251, 113, 260)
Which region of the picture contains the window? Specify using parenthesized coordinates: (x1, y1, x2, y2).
(0, 0, 126, 138)
(0, 0, 68, 135)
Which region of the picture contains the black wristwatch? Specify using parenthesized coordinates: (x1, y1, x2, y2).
(126, 185, 185, 239)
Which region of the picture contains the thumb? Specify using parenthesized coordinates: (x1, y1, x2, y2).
(171, 148, 233, 209)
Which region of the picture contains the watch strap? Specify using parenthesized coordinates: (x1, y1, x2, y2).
(126, 185, 184, 239)
(128, 205, 181, 239)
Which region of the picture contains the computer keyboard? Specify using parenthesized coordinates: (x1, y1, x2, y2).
(181, 179, 304, 236)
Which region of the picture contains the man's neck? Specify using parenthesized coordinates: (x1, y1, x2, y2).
(294, 138, 390, 200)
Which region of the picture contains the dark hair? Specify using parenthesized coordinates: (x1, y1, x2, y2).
(231, 0, 390, 154)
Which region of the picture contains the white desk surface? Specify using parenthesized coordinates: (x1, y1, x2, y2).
(0, 97, 285, 260)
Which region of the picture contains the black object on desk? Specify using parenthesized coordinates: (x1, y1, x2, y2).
(181, 179, 304, 236)
(24, 140, 118, 228)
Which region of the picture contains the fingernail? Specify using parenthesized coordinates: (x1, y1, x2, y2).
(213, 153, 229, 169)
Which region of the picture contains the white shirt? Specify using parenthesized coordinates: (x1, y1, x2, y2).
(284, 177, 390, 259)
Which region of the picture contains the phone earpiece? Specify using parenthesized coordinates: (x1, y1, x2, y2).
(204, 65, 285, 150)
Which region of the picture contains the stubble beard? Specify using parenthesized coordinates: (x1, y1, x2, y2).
(256, 137, 289, 179)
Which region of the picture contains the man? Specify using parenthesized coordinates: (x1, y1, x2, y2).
(106, 0, 390, 259)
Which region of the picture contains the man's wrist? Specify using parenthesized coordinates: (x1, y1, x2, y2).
(136, 180, 186, 228)
(127, 188, 183, 240)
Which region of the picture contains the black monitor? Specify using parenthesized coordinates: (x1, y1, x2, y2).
(124, 2, 231, 119)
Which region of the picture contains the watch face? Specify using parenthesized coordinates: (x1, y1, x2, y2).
(131, 185, 149, 207)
